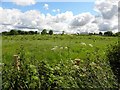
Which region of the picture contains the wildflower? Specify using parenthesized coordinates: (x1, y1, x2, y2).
(88, 44, 93, 47)
(65, 46, 68, 49)
(51, 48, 56, 51)
(60, 47, 63, 49)
(81, 42, 86, 46)
(51, 46, 58, 51)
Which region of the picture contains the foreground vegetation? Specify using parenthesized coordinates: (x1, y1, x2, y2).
(2, 34, 119, 89)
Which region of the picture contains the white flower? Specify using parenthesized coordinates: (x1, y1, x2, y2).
(60, 47, 63, 49)
(51, 46, 58, 51)
(51, 48, 56, 51)
(88, 44, 93, 47)
(65, 47, 68, 49)
(54, 46, 58, 48)
(81, 42, 86, 46)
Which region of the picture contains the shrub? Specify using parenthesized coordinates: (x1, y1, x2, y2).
(107, 43, 120, 85)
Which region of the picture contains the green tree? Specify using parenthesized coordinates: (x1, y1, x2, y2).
(9, 30, 18, 35)
(104, 31, 113, 36)
(29, 31, 35, 35)
(41, 29, 47, 35)
(99, 32, 103, 35)
(35, 31, 38, 34)
(49, 30, 53, 35)
(115, 32, 120, 36)
(89, 33, 94, 35)
(61, 31, 65, 35)
(2, 31, 8, 35)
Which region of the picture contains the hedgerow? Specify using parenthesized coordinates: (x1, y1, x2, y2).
(107, 42, 120, 88)
(2, 46, 118, 89)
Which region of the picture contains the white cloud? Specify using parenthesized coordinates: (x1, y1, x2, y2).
(52, 9, 60, 13)
(0, 8, 22, 25)
(0, 8, 73, 33)
(0, 0, 118, 33)
(98, 22, 111, 31)
(94, 0, 118, 32)
(43, 4, 49, 10)
(71, 12, 94, 27)
(94, 0, 118, 19)
(12, 0, 36, 6)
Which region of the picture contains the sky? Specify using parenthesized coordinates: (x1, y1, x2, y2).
(1, 2, 97, 15)
(0, 0, 119, 34)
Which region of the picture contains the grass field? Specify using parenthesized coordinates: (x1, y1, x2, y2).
(2, 35, 118, 64)
(2, 35, 119, 89)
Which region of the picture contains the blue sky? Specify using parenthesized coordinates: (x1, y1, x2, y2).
(0, 0, 117, 33)
(0, 2, 97, 15)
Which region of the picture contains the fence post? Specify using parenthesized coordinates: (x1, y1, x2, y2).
(74, 59, 80, 66)
(14, 55, 20, 70)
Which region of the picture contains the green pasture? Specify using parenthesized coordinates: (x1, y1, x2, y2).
(1, 35, 119, 89)
(2, 35, 118, 65)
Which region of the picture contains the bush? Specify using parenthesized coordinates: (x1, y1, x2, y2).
(107, 43, 120, 85)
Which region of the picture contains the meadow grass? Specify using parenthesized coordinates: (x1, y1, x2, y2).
(2, 35, 119, 89)
(2, 35, 118, 65)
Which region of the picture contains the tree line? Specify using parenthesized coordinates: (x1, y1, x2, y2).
(88, 31, 120, 36)
(2, 30, 38, 35)
(1, 29, 54, 36)
(1, 29, 120, 36)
